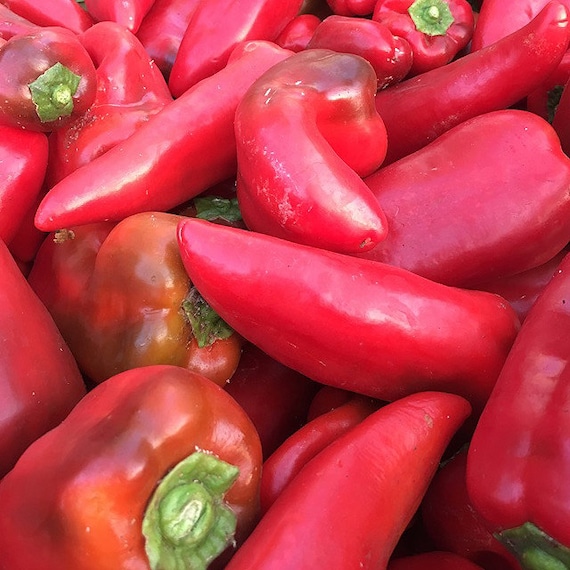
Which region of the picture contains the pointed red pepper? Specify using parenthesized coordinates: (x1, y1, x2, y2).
(84, 0, 155, 33)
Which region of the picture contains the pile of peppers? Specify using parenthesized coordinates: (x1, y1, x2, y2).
(1, 0, 570, 568)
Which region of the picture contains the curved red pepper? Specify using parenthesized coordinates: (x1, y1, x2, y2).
(0, 125, 48, 244)
(325, 0, 377, 16)
(307, 15, 413, 89)
(0, 26, 98, 132)
(388, 551, 485, 570)
(84, 0, 155, 33)
(375, 1, 570, 164)
(0, 4, 37, 40)
(34, 40, 293, 232)
(235, 48, 389, 254)
(373, 0, 475, 75)
(0, 238, 86, 478)
(135, 0, 202, 79)
(467, 251, 570, 567)
(0, 364, 262, 569)
(360, 110, 570, 288)
(260, 395, 379, 514)
(226, 391, 471, 569)
(168, 0, 303, 96)
(176, 218, 520, 415)
(46, 21, 172, 187)
(28, 211, 242, 387)
(274, 13, 321, 51)
(0, 0, 94, 34)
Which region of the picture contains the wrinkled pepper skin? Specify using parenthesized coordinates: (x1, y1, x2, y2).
(46, 21, 172, 187)
(360, 110, 570, 288)
(388, 551, 485, 570)
(225, 392, 471, 569)
(235, 48, 389, 254)
(168, 0, 303, 96)
(0, 365, 263, 570)
(375, 1, 570, 164)
(467, 251, 570, 568)
(84, 0, 155, 33)
(0, 239, 86, 479)
(0, 125, 48, 244)
(28, 212, 242, 387)
(34, 40, 293, 232)
(0, 26, 98, 132)
(177, 219, 520, 415)
(307, 15, 413, 89)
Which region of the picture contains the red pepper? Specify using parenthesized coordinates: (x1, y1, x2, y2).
(374, 1, 570, 164)
(46, 21, 172, 187)
(28, 211, 243, 387)
(325, 0, 377, 16)
(359, 110, 570, 288)
(176, 218, 520, 415)
(0, 4, 37, 40)
(274, 12, 321, 52)
(0, 364, 262, 569)
(259, 395, 379, 514)
(84, 0, 155, 33)
(0, 0, 94, 34)
(552, 72, 570, 155)
(0, 125, 48, 244)
(421, 449, 521, 570)
(306, 15, 414, 89)
(0, 238, 86, 479)
(34, 40, 293, 232)
(0, 26, 98, 132)
(235, 48, 389, 254)
(388, 551, 486, 570)
(225, 391, 471, 569)
(372, 0, 474, 75)
(168, 0, 303, 97)
(306, 385, 355, 420)
(224, 343, 320, 459)
(135, 0, 202, 79)
(467, 251, 570, 567)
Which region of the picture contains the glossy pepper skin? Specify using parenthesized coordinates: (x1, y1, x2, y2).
(373, 0, 474, 75)
(46, 21, 172, 187)
(467, 251, 570, 568)
(168, 0, 303, 97)
(34, 40, 293, 232)
(326, 0, 377, 16)
(177, 218, 520, 415)
(388, 551, 485, 570)
(235, 48, 389, 254)
(28, 211, 242, 387)
(84, 0, 155, 33)
(307, 15, 413, 89)
(274, 13, 321, 51)
(0, 125, 48, 244)
(360, 110, 570, 288)
(375, 1, 570, 164)
(0, 238, 86, 479)
(0, 4, 37, 40)
(0, 0, 94, 34)
(0, 26, 98, 132)
(0, 365, 263, 570)
(226, 392, 471, 569)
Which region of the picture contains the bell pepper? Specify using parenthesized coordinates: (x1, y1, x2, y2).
(224, 343, 320, 459)
(0, 364, 262, 570)
(421, 449, 521, 570)
(0, 238, 86, 479)
(0, 0, 94, 34)
(225, 391, 471, 569)
(375, 1, 570, 164)
(34, 40, 293, 233)
(372, 0, 474, 75)
(0, 125, 48, 244)
(234, 48, 389, 254)
(306, 15, 414, 89)
(359, 110, 570, 288)
(259, 395, 379, 514)
(274, 12, 321, 52)
(84, 0, 155, 33)
(28, 211, 242, 387)
(168, 0, 303, 97)
(388, 551, 486, 570)
(0, 26, 98, 132)
(176, 218, 520, 415)
(46, 21, 172, 187)
(135, 0, 202, 79)
(466, 251, 570, 568)
(325, 0, 377, 16)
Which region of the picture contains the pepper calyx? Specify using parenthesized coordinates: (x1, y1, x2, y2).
(408, 0, 455, 36)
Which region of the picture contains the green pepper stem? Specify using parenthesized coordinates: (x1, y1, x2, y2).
(408, 0, 455, 36)
(143, 451, 240, 570)
(498, 522, 570, 570)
